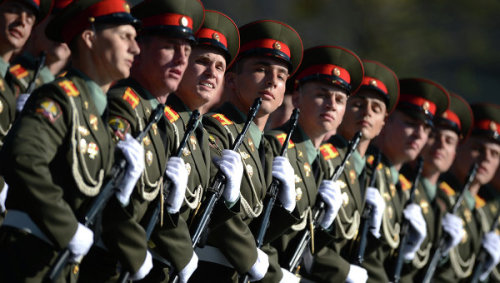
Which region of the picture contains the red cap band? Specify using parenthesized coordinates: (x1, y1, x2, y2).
(442, 110, 462, 130)
(474, 119, 500, 135)
(240, 38, 291, 59)
(197, 28, 228, 49)
(296, 64, 350, 83)
(54, 0, 72, 10)
(361, 76, 388, 95)
(33, 0, 40, 6)
(399, 95, 437, 116)
(142, 13, 193, 29)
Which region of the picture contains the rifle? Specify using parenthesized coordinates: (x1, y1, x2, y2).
(354, 150, 382, 265)
(26, 52, 46, 94)
(239, 108, 300, 283)
(390, 156, 424, 283)
(422, 162, 479, 283)
(47, 104, 165, 282)
(471, 208, 500, 283)
(118, 110, 200, 283)
(288, 131, 362, 274)
(190, 97, 262, 248)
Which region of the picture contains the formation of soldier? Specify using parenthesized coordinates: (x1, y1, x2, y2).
(0, 0, 498, 282)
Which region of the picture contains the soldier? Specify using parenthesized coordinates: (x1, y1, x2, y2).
(434, 103, 500, 282)
(307, 60, 399, 283)
(361, 78, 449, 282)
(77, 1, 205, 282)
(0, 0, 52, 223)
(0, 0, 145, 281)
(190, 19, 303, 282)
(398, 92, 473, 282)
(10, 0, 72, 111)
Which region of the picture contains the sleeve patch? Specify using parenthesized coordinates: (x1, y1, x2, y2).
(35, 98, 62, 123)
(275, 133, 295, 148)
(9, 64, 29, 79)
(108, 116, 130, 141)
(439, 181, 455, 196)
(122, 87, 139, 109)
(320, 143, 339, 160)
(399, 174, 412, 191)
(58, 80, 80, 97)
(164, 105, 179, 123)
(212, 113, 233, 126)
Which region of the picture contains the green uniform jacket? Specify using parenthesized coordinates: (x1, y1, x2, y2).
(361, 147, 405, 283)
(9, 52, 55, 95)
(0, 70, 15, 223)
(398, 164, 445, 282)
(306, 135, 363, 282)
(198, 102, 268, 277)
(259, 122, 324, 282)
(433, 172, 483, 282)
(0, 69, 114, 281)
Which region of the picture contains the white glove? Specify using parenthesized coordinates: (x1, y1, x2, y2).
(16, 93, 30, 112)
(346, 264, 368, 283)
(0, 182, 8, 213)
(365, 187, 386, 239)
(130, 250, 153, 281)
(280, 268, 300, 283)
(272, 156, 296, 212)
(116, 133, 145, 206)
(67, 223, 94, 263)
(402, 203, 427, 261)
(318, 180, 342, 229)
(479, 231, 500, 281)
(164, 157, 188, 214)
(216, 149, 243, 203)
(441, 213, 464, 254)
(178, 252, 198, 283)
(247, 248, 269, 282)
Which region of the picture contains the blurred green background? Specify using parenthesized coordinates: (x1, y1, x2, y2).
(132, 0, 500, 104)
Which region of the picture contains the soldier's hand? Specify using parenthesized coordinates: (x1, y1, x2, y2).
(346, 264, 368, 283)
(116, 133, 145, 206)
(68, 223, 94, 263)
(441, 212, 464, 254)
(272, 156, 296, 212)
(0, 182, 8, 213)
(130, 250, 153, 281)
(480, 231, 500, 281)
(16, 93, 30, 112)
(365, 187, 385, 239)
(179, 252, 198, 283)
(402, 203, 427, 261)
(280, 268, 300, 283)
(247, 248, 269, 282)
(216, 149, 243, 203)
(165, 157, 188, 214)
(318, 180, 342, 229)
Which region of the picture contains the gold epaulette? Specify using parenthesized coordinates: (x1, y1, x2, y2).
(212, 113, 233, 126)
(399, 174, 412, 191)
(9, 64, 29, 80)
(319, 143, 339, 161)
(275, 133, 295, 148)
(122, 87, 139, 109)
(439, 181, 456, 196)
(475, 194, 486, 209)
(58, 80, 80, 97)
(164, 105, 179, 123)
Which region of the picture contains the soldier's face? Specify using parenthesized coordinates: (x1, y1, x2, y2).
(339, 90, 387, 141)
(421, 128, 458, 173)
(454, 136, 500, 185)
(227, 56, 288, 117)
(0, 0, 36, 53)
(177, 46, 226, 110)
(134, 36, 191, 94)
(293, 81, 347, 138)
(379, 110, 431, 164)
(93, 24, 139, 82)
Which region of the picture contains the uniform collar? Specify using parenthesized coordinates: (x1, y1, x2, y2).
(72, 68, 107, 115)
(233, 104, 262, 148)
(390, 165, 399, 185)
(0, 57, 9, 78)
(422, 177, 437, 201)
(296, 125, 318, 164)
(352, 149, 366, 176)
(464, 189, 476, 211)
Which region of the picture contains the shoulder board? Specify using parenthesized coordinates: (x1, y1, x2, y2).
(58, 80, 80, 97)
(164, 105, 179, 123)
(57, 71, 67, 78)
(475, 194, 486, 209)
(439, 181, 456, 197)
(211, 113, 233, 126)
(320, 143, 339, 161)
(9, 64, 29, 80)
(275, 133, 295, 149)
(0, 78, 5, 92)
(367, 154, 374, 165)
(399, 174, 412, 191)
(122, 87, 139, 109)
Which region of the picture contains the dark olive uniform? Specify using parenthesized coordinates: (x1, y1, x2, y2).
(259, 123, 325, 282)
(432, 173, 483, 282)
(9, 52, 55, 95)
(0, 69, 115, 282)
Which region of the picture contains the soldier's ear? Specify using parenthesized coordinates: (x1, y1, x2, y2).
(80, 29, 96, 49)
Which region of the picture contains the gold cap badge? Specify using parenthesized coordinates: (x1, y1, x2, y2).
(180, 16, 188, 27)
(333, 67, 341, 77)
(273, 41, 281, 50)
